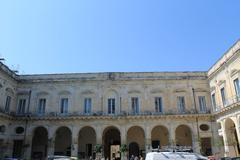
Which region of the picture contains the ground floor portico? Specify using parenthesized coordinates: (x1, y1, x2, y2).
(1, 114, 217, 159)
(216, 108, 240, 157)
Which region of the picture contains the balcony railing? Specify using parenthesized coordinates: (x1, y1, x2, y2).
(213, 95, 240, 113)
(0, 108, 212, 119)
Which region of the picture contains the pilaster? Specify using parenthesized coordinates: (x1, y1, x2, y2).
(71, 126, 79, 157)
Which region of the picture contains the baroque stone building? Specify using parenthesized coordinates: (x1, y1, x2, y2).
(0, 40, 239, 159)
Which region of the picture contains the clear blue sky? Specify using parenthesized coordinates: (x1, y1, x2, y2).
(0, 0, 239, 74)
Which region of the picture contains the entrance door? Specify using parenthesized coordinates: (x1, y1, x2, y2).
(13, 140, 23, 158)
(201, 138, 212, 156)
(152, 140, 160, 149)
(129, 142, 139, 157)
(110, 145, 120, 160)
(103, 127, 121, 159)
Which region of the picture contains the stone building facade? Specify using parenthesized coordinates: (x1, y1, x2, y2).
(0, 40, 239, 159)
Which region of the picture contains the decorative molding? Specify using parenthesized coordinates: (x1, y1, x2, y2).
(217, 80, 226, 86)
(210, 86, 216, 92)
(174, 89, 186, 93)
(150, 89, 163, 94)
(230, 69, 240, 77)
(128, 90, 141, 94)
(194, 88, 209, 92)
(81, 90, 94, 95)
(58, 90, 71, 95)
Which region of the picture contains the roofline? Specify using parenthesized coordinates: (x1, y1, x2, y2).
(19, 71, 207, 76)
(208, 39, 240, 74)
(0, 61, 19, 80)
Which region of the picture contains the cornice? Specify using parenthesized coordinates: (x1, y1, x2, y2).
(213, 102, 240, 118)
(208, 40, 240, 80)
(11, 113, 212, 122)
(0, 62, 19, 81)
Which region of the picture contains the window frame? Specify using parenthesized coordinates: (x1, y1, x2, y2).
(211, 93, 217, 111)
(38, 98, 46, 114)
(60, 98, 68, 114)
(108, 98, 115, 114)
(154, 97, 163, 113)
(84, 98, 92, 114)
(5, 96, 11, 112)
(220, 87, 226, 106)
(17, 98, 26, 114)
(131, 97, 139, 114)
(198, 96, 207, 112)
(233, 78, 240, 98)
(177, 96, 185, 113)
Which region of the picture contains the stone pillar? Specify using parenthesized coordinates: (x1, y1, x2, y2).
(96, 126, 103, 145)
(120, 127, 127, 144)
(235, 118, 240, 147)
(120, 127, 127, 160)
(221, 122, 229, 157)
(47, 127, 56, 156)
(145, 125, 151, 153)
(23, 134, 33, 160)
(4, 139, 13, 158)
(95, 126, 103, 159)
(71, 127, 79, 157)
(168, 123, 175, 147)
(192, 135, 201, 153)
(192, 123, 201, 154)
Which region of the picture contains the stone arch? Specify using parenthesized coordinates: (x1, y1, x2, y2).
(102, 126, 121, 160)
(31, 126, 48, 159)
(78, 126, 96, 159)
(127, 126, 145, 157)
(175, 124, 192, 147)
(224, 118, 240, 157)
(54, 126, 72, 156)
(151, 125, 169, 148)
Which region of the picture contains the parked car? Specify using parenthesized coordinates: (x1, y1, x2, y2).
(145, 151, 208, 160)
(220, 157, 231, 160)
(47, 155, 78, 160)
(207, 156, 217, 160)
(232, 157, 240, 160)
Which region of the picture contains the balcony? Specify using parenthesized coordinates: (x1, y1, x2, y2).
(213, 95, 240, 114)
(0, 106, 212, 120)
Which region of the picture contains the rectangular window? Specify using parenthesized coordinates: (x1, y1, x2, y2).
(234, 78, 240, 99)
(198, 96, 206, 112)
(155, 97, 163, 112)
(60, 98, 68, 113)
(38, 98, 46, 114)
(177, 96, 185, 113)
(108, 98, 115, 114)
(220, 87, 226, 106)
(211, 93, 216, 110)
(84, 98, 92, 114)
(5, 96, 11, 112)
(131, 97, 139, 114)
(17, 99, 26, 114)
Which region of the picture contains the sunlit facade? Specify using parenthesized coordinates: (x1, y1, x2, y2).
(0, 40, 239, 159)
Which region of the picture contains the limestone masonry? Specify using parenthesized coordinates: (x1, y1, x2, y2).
(0, 40, 240, 159)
